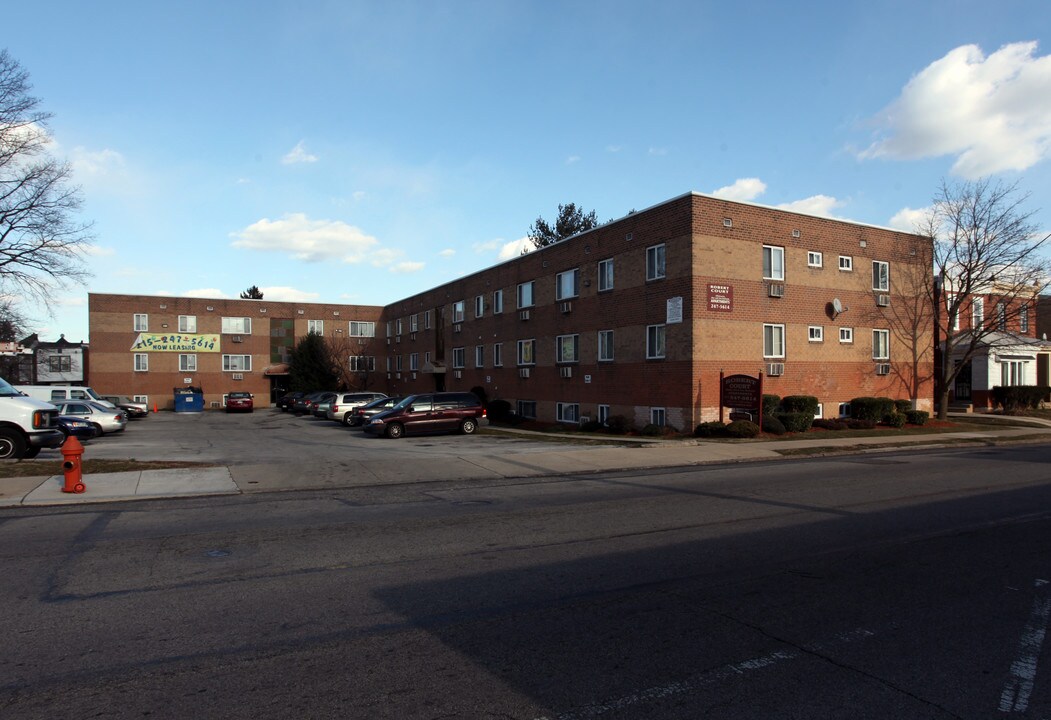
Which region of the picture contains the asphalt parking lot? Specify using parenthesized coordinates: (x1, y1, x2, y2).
(48, 407, 579, 465)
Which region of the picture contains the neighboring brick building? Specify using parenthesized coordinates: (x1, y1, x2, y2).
(88, 192, 935, 424)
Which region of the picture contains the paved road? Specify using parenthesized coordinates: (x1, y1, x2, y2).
(4, 443, 1051, 717)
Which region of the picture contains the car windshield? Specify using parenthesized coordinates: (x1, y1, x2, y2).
(391, 396, 419, 411)
(85, 388, 103, 401)
(0, 377, 22, 397)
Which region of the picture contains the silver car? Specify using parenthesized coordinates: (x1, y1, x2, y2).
(53, 400, 128, 435)
(326, 392, 388, 425)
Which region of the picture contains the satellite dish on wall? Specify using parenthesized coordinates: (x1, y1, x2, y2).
(831, 298, 844, 317)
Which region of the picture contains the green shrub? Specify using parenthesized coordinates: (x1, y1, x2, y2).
(846, 418, 877, 430)
(762, 394, 781, 416)
(991, 386, 1051, 413)
(487, 399, 512, 422)
(882, 412, 907, 428)
(813, 418, 848, 430)
(761, 415, 787, 435)
(641, 423, 663, 437)
(777, 411, 815, 433)
(694, 421, 727, 438)
(726, 420, 761, 438)
(606, 415, 630, 435)
(894, 399, 912, 414)
(580, 420, 603, 432)
(905, 410, 929, 426)
(850, 396, 895, 422)
(781, 395, 819, 416)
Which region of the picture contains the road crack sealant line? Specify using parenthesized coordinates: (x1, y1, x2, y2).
(999, 578, 1051, 713)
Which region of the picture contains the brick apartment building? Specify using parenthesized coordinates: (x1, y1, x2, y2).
(88, 192, 935, 426)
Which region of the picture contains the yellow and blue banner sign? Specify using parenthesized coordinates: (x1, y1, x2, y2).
(130, 333, 221, 352)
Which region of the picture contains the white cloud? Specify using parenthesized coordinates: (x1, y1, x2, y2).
(81, 244, 115, 257)
(648, 147, 668, 156)
(390, 261, 424, 274)
(52, 295, 86, 307)
(776, 195, 842, 217)
(566, 155, 581, 165)
(711, 178, 767, 202)
(439, 249, 455, 257)
(606, 145, 622, 153)
(231, 213, 379, 263)
(183, 288, 230, 299)
(861, 42, 1051, 177)
(369, 248, 403, 267)
(889, 206, 930, 232)
(282, 140, 318, 165)
(70, 147, 126, 178)
(258, 286, 319, 302)
(498, 237, 533, 260)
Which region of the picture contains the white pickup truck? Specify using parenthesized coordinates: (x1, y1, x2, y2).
(0, 376, 65, 459)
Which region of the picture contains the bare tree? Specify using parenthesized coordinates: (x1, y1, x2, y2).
(879, 238, 936, 405)
(326, 333, 379, 391)
(0, 49, 92, 311)
(922, 179, 1050, 419)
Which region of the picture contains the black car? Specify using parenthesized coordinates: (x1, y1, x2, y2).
(277, 392, 304, 412)
(56, 415, 98, 441)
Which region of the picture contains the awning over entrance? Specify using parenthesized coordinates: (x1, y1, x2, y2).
(263, 363, 291, 376)
(422, 361, 447, 374)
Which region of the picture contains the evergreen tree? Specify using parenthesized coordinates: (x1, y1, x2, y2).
(288, 331, 336, 390)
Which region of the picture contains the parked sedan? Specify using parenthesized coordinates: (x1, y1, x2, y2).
(346, 396, 402, 428)
(292, 391, 327, 416)
(311, 391, 338, 419)
(225, 391, 254, 413)
(327, 392, 388, 425)
(53, 400, 127, 435)
(277, 392, 303, 412)
(101, 395, 149, 419)
(56, 415, 99, 441)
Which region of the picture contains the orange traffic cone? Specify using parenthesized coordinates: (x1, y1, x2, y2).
(153, 403, 158, 413)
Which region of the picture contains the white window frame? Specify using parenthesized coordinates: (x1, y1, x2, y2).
(872, 329, 890, 360)
(839, 327, 854, 344)
(996, 302, 1007, 331)
(178, 315, 197, 333)
(598, 259, 614, 292)
(1001, 360, 1026, 386)
(134, 353, 148, 372)
(475, 345, 484, 368)
(349, 356, 376, 372)
(452, 347, 465, 369)
(133, 314, 148, 332)
(307, 319, 324, 335)
(493, 289, 504, 314)
(410, 314, 419, 332)
(349, 321, 375, 337)
(598, 330, 614, 362)
(493, 342, 503, 367)
(222, 355, 252, 372)
(424, 310, 433, 329)
(808, 326, 823, 342)
(475, 295, 484, 318)
(646, 324, 666, 359)
(221, 317, 252, 335)
(179, 354, 197, 372)
(556, 402, 580, 423)
(556, 334, 579, 363)
(517, 400, 537, 419)
(48, 355, 72, 373)
(646, 244, 666, 281)
(517, 281, 535, 309)
(762, 245, 785, 281)
(452, 300, 465, 323)
(597, 404, 610, 425)
(763, 324, 785, 358)
(972, 297, 984, 327)
(556, 268, 579, 301)
(517, 338, 536, 366)
(872, 261, 889, 291)
(396, 318, 403, 335)
(410, 353, 419, 371)
(807, 251, 822, 268)
(1021, 304, 1030, 333)
(650, 407, 666, 427)
(839, 256, 853, 272)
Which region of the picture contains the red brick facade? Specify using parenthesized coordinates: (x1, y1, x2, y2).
(88, 193, 934, 425)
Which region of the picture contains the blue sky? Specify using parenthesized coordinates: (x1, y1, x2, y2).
(5, 0, 1051, 342)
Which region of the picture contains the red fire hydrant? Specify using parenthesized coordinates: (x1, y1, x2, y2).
(61, 435, 86, 494)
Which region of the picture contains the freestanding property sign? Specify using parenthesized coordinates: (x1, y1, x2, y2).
(720, 371, 764, 431)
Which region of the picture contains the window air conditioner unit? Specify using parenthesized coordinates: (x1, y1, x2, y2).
(519, 310, 530, 321)
(519, 368, 530, 378)
(560, 366, 573, 378)
(876, 294, 890, 307)
(766, 362, 785, 376)
(768, 284, 784, 298)
(454, 370, 462, 379)
(560, 301, 572, 314)
(410, 333, 416, 341)
(876, 363, 891, 375)
(386, 372, 392, 379)
(232, 373, 243, 380)
(231, 335, 243, 343)
(358, 339, 366, 346)
(395, 335, 401, 343)
(452, 324, 462, 334)
(580, 415, 591, 424)
(387, 338, 391, 345)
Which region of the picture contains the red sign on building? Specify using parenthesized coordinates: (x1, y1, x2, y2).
(708, 283, 733, 312)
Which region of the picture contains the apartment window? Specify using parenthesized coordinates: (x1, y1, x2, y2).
(556, 268, 579, 301)
(872, 261, 890, 291)
(517, 339, 536, 365)
(386, 357, 392, 372)
(598, 259, 614, 292)
(221, 317, 251, 334)
(410, 353, 419, 371)
(410, 314, 418, 332)
(838, 402, 851, 418)
(839, 256, 853, 272)
(134, 353, 148, 371)
(452, 347, 465, 368)
(647, 325, 666, 359)
(517, 281, 535, 308)
(424, 351, 431, 366)
(597, 404, 610, 425)
(646, 244, 666, 280)
(840, 327, 854, 344)
(179, 354, 197, 372)
(308, 319, 324, 335)
(386, 321, 393, 338)
(1021, 304, 1030, 333)
(396, 355, 403, 372)
(133, 395, 148, 405)
(133, 314, 148, 332)
(1002, 360, 1026, 386)
(452, 301, 465, 323)
(556, 334, 579, 363)
(598, 330, 614, 362)
(650, 407, 666, 427)
(475, 295, 484, 318)
(872, 329, 890, 360)
(223, 355, 251, 372)
(48, 356, 72, 373)
(763, 324, 785, 358)
(349, 321, 375, 337)
(424, 310, 433, 330)
(349, 356, 375, 372)
(946, 294, 960, 332)
(808, 326, 823, 342)
(807, 251, 823, 268)
(557, 402, 580, 423)
(762, 245, 785, 281)
(493, 343, 503, 367)
(972, 297, 984, 327)
(517, 400, 537, 419)
(475, 345, 484, 368)
(396, 318, 403, 335)
(178, 315, 197, 333)
(997, 302, 1007, 331)
(493, 289, 504, 314)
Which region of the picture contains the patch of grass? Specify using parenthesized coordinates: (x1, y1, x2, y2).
(0, 459, 216, 479)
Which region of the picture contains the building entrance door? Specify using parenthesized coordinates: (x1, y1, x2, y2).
(954, 361, 972, 402)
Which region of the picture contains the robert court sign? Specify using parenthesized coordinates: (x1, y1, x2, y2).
(720, 371, 764, 430)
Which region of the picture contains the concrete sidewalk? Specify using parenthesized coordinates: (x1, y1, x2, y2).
(3, 417, 1050, 507)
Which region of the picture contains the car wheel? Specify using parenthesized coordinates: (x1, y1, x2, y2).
(341, 413, 353, 426)
(460, 418, 477, 435)
(22, 446, 40, 459)
(92, 423, 104, 437)
(0, 429, 26, 460)
(385, 423, 404, 439)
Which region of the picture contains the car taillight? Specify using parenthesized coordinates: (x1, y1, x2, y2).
(332, 404, 339, 411)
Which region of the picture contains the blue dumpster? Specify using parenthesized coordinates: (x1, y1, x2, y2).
(173, 386, 204, 413)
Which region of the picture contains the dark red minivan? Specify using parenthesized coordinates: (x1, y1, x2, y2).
(363, 392, 486, 438)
